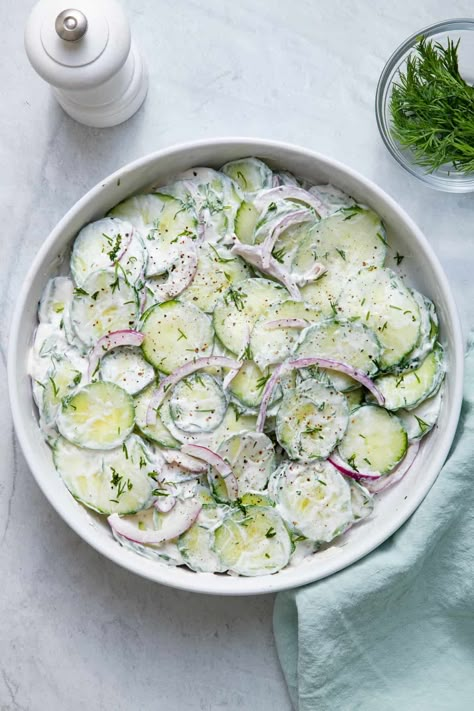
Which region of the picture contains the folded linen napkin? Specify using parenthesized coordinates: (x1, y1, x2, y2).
(274, 344, 474, 711)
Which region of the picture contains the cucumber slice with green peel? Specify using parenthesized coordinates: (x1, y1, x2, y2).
(169, 373, 227, 433)
(268, 460, 353, 543)
(235, 201, 260, 244)
(134, 382, 179, 448)
(108, 193, 169, 233)
(143, 193, 198, 277)
(398, 385, 444, 441)
(300, 270, 344, 317)
(112, 508, 185, 565)
(57, 381, 135, 450)
(276, 380, 349, 461)
(100, 347, 155, 395)
(221, 158, 273, 194)
(228, 359, 269, 408)
(349, 480, 374, 521)
(141, 300, 214, 374)
(213, 506, 292, 576)
(309, 184, 356, 217)
(179, 243, 251, 313)
(218, 432, 275, 495)
(213, 278, 289, 355)
(345, 387, 364, 412)
(338, 404, 408, 475)
(178, 503, 228, 573)
(372, 344, 445, 411)
(38, 277, 74, 326)
(42, 356, 86, 425)
(256, 214, 319, 271)
(240, 492, 274, 507)
(295, 319, 381, 392)
(395, 291, 439, 371)
(337, 268, 421, 369)
(71, 269, 139, 347)
(250, 300, 321, 370)
(53, 434, 154, 515)
(292, 207, 386, 278)
(160, 401, 257, 450)
(70, 218, 146, 286)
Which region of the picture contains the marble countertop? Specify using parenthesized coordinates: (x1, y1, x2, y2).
(1, 0, 473, 708)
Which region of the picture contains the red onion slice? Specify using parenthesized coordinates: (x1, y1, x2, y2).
(254, 186, 325, 216)
(88, 329, 144, 380)
(181, 444, 239, 500)
(256, 356, 384, 432)
(261, 210, 314, 267)
(108, 498, 202, 545)
(329, 452, 381, 481)
(146, 356, 241, 425)
(288, 357, 385, 406)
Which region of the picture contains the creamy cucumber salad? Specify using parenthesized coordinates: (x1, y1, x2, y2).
(29, 157, 445, 577)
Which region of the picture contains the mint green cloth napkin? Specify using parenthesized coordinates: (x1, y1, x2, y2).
(274, 345, 474, 711)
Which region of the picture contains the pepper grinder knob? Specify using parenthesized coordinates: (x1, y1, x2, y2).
(25, 0, 148, 128)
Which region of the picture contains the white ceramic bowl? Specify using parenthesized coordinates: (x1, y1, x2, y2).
(8, 138, 464, 595)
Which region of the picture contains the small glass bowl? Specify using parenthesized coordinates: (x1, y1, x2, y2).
(375, 18, 474, 193)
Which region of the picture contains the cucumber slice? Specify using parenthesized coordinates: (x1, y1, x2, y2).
(141, 300, 213, 374)
(276, 380, 348, 461)
(218, 432, 275, 495)
(268, 460, 353, 542)
(345, 387, 364, 412)
(57, 381, 135, 450)
(53, 434, 153, 514)
(173, 168, 242, 243)
(349, 480, 374, 521)
(160, 401, 257, 450)
(70, 218, 145, 286)
(235, 201, 260, 244)
(100, 347, 155, 395)
(396, 291, 439, 370)
(228, 359, 270, 408)
(256, 214, 318, 271)
(169, 373, 227, 433)
(221, 158, 273, 194)
(292, 206, 386, 278)
(309, 184, 355, 217)
(38, 277, 74, 327)
(337, 268, 421, 369)
(134, 382, 179, 448)
(112, 508, 185, 565)
(295, 319, 381, 391)
(240, 492, 274, 507)
(338, 404, 408, 474)
(179, 243, 251, 313)
(108, 193, 168, 233)
(42, 356, 86, 426)
(71, 270, 139, 347)
(213, 506, 292, 576)
(213, 278, 289, 355)
(144, 193, 198, 276)
(300, 270, 344, 317)
(373, 345, 445, 411)
(398, 385, 443, 442)
(250, 300, 321, 370)
(178, 503, 228, 573)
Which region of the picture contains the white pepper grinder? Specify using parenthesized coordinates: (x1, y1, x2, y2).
(25, 0, 148, 127)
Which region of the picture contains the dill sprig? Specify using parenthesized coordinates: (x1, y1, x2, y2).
(390, 37, 474, 173)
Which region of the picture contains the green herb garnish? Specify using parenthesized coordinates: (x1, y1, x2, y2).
(390, 37, 474, 173)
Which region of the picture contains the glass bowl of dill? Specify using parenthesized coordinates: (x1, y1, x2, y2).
(376, 18, 474, 192)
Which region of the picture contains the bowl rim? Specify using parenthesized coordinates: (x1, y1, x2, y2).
(375, 17, 474, 192)
(8, 137, 464, 595)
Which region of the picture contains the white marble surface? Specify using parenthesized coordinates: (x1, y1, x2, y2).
(1, 0, 474, 708)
